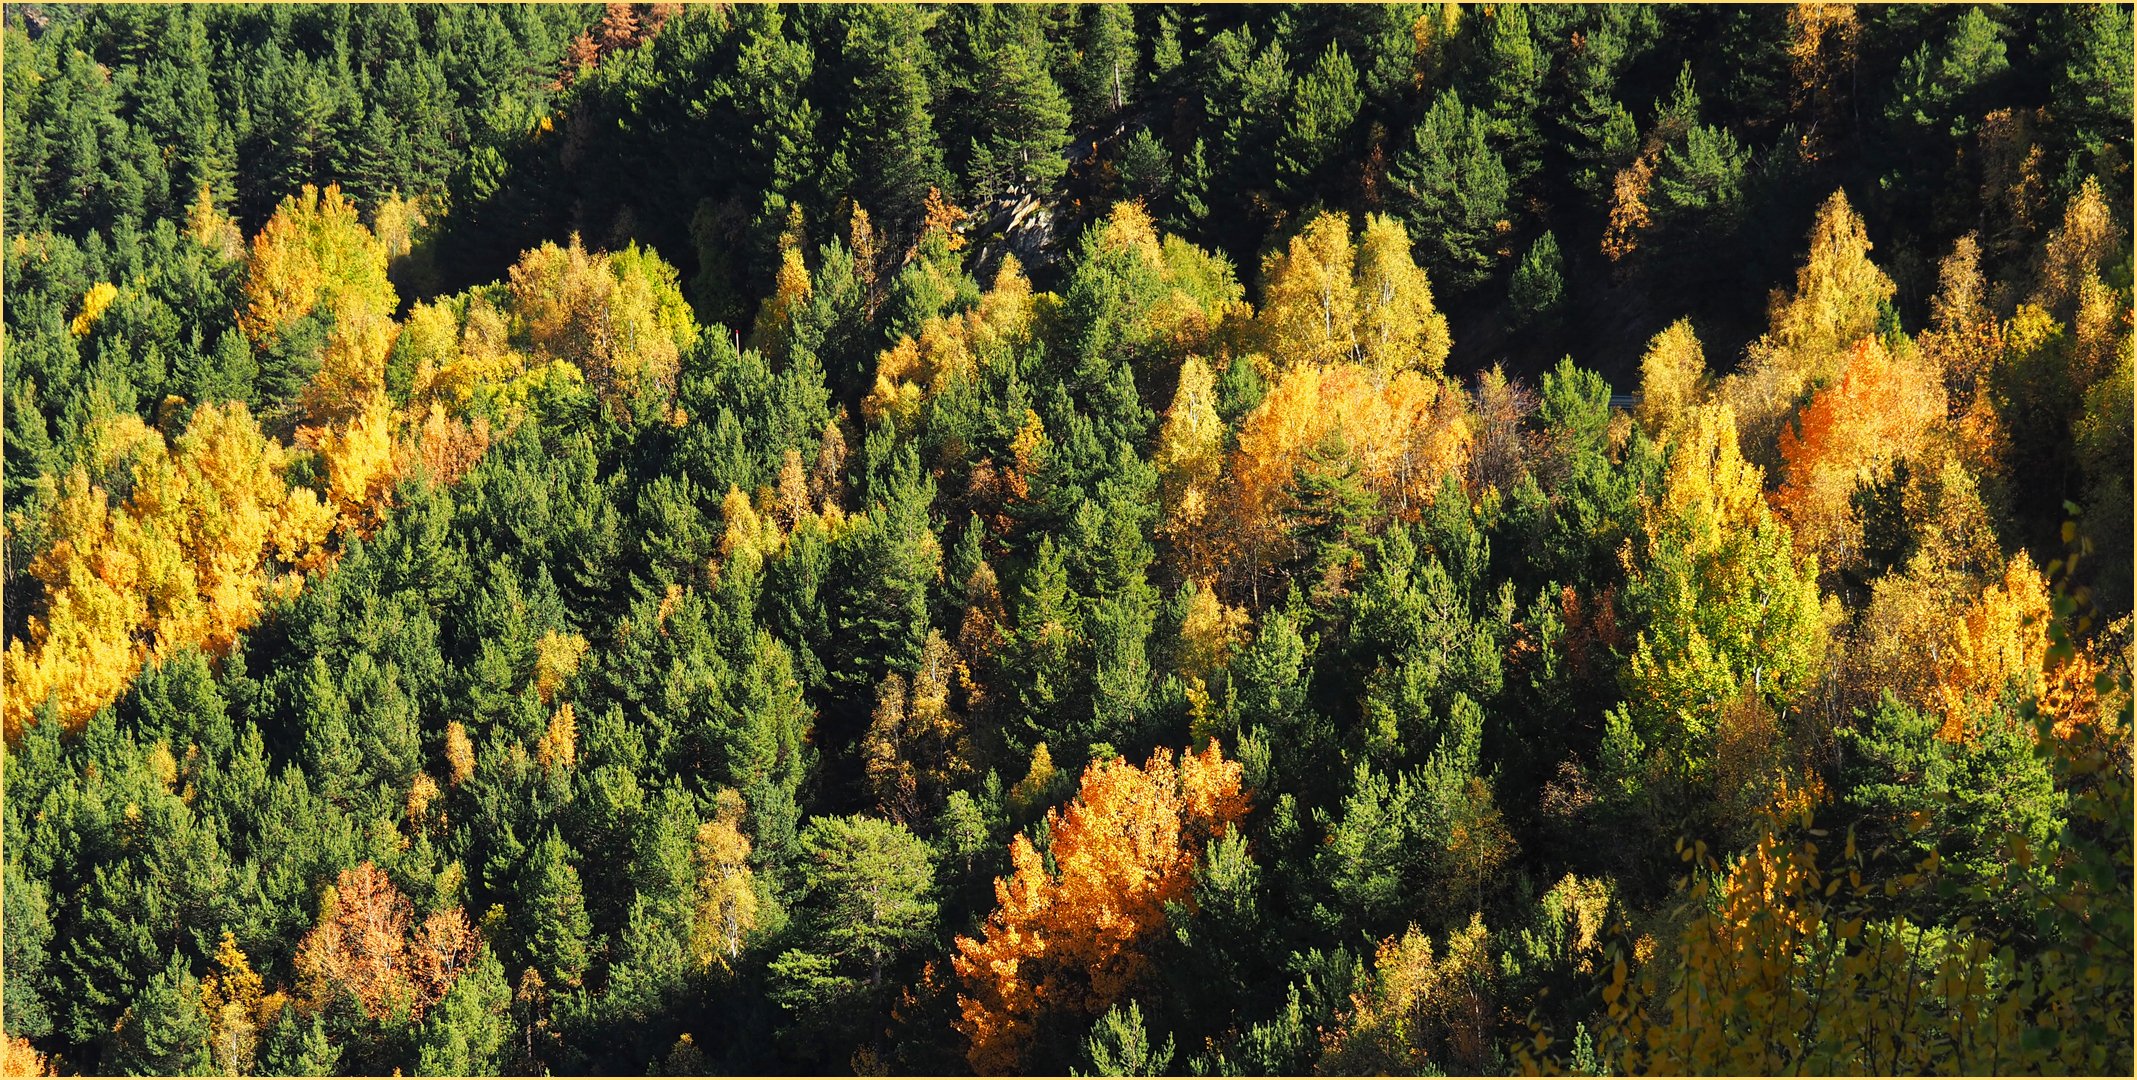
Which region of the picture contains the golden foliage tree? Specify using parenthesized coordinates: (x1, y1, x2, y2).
(1153, 355, 1225, 554)
(1318, 915, 1497, 1075)
(1221, 362, 1470, 594)
(1354, 213, 1452, 375)
(2034, 175, 2121, 317)
(69, 281, 118, 338)
(953, 742, 1248, 1074)
(3, 403, 335, 739)
(185, 184, 245, 261)
(532, 630, 590, 705)
(312, 394, 401, 534)
(1258, 211, 1449, 375)
(862, 631, 972, 823)
(1615, 401, 1830, 812)
(1177, 579, 1250, 742)
(300, 293, 402, 428)
(1918, 234, 2012, 481)
(1838, 491, 1988, 709)
(1176, 580, 1250, 686)
(694, 788, 761, 971)
(752, 207, 814, 362)
(1258, 212, 1360, 368)
(1006, 741, 1059, 820)
(238, 183, 397, 351)
(506, 235, 697, 415)
(1, 1034, 50, 1077)
(864, 258, 1036, 427)
(1633, 319, 1708, 439)
(1068, 200, 1249, 372)
(1921, 233, 2005, 409)
(444, 721, 477, 786)
(1602, 153, 1658, 263)
(201, 931, 283, 1077)
(1935, 551, 2052, 741)
(536, 702, 579, 774)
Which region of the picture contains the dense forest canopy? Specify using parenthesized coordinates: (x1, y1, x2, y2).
(2, 2, 2132, 1076)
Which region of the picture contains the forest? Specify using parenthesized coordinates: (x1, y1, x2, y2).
(1, 2, 2132, 1075)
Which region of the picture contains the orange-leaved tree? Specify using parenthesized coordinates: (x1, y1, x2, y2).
(292, 862, 480, 1021)
(952, 741, 1247, 1073)
(1722, 188, 1895, 466)
(1773, 337, 1945, 573)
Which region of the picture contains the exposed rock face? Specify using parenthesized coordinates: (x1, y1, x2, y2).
(971, 192, 1061, 279)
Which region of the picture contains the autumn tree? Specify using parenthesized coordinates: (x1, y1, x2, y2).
(1257, 211, 1450, 376)
(1223, 362, 1471, 598)
(1634, 318, 1709, 439)
(505, 235, 698, 417)
(863, 257, 1036, 428)
(1055, 201, 1249, 387)
(238, 183, 397, 355)
(1354, 214, 1452, 376)
(1154, 355, 1226, 565)
(953, 742, 1247, 1074)
(292, 862, 477, 1021)
(1916, 234, 2007, 469)
(1, 1035, 49, 1078)
(1774, 338, 1946, 573)
(1258, 212, 1359, 369)
(1723, 189, 1897, 465)
(200, 932, 279, 1076)
(1934, 551, 2053, 741)
(1317, 915, 1497, 1075)
(3, 403, 335, 739)
(692, 788, 763, 973)
(861, 631, 973, 823)
(1604, 401, 1829, 849)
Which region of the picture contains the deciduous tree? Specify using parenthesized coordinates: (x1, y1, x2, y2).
(953, 742, 1247, 1074)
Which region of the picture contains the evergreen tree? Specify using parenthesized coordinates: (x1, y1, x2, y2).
(1078, 1000, 1175, 1077)
(1467, 0, 1546, 190)
(942, 6, 1074, 202)
(1284, 431, 1381, 601)
(767, 816, 939, 1061)
(836, 6, 949, 224)
(1275, 44, 1364, 197)
(109, 953, 215, 1077)
(518, 833, 593, 990)
(827, 444, 940, 704)
(1072, 5, 1140, 124)
(1390, 90, 1509, 292)
(414, 948, 514, 1076)
(1508, 230, 1567, 333)
(1007, 535, 1085, 754)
